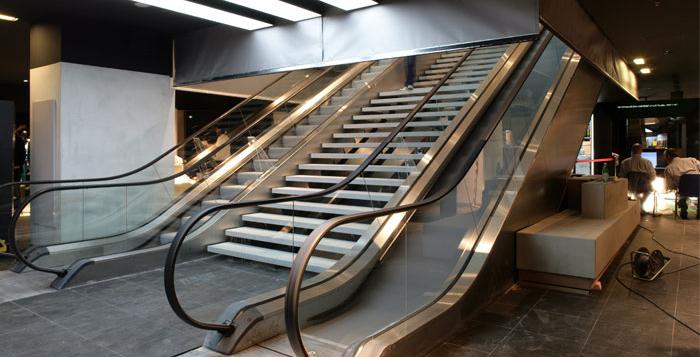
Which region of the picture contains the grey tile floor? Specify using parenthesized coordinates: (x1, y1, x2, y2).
(2, 216, 697, 357)
(0, 257, 289, 357)
(427, 215, 700, 357)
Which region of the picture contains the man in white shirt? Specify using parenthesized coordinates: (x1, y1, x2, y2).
(212, 127, 231, 162)
(619, 143, 656, 206)
(664, 149, 700, 219)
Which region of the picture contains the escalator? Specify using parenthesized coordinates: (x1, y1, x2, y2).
(163, 41, 530, 353)
(168, 30, 605, 357)
(4, 59, 397, 288)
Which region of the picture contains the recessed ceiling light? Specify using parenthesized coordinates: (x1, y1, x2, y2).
(640, 68, 652, 74)
(132, 0, 272, 30)
(223, 0, 319, 21)
(0, 13, 18, 22)
(632, 58, 645, 65)
(316, 0, 378, 11)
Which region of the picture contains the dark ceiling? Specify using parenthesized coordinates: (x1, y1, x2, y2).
(580, 0, 699, 100)
(0, 0, 697, 99)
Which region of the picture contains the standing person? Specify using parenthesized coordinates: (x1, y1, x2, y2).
(619, 143, 656, 206)
(402, 55, 416, 90)
(663, 149, 700, 219)
(212, 127, 231, 163)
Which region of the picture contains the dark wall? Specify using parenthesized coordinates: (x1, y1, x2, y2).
(29, 24, 61, 69)
(593, 99, 700, 170)
(30, 20, 172, 76)
(0, 101, 14, 237)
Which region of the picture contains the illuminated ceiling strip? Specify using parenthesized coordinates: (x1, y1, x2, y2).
(0, 13, 19, 22)
(316, 0, 378, 11)
(133, 0, 272, 30)
(223, 0, 320, 21)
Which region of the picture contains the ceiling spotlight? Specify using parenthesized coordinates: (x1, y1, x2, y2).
(640, 68, 652, 74)
(132, 0, 272, 30)
(316, 0, 378, 11)
(632, 58, 645, 65)
(23, 79, 28, 83)
(223, 0, 320, 21)
(0, 13, 18, 22)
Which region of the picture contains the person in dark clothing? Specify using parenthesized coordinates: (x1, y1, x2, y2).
(402, 55, 416, 90)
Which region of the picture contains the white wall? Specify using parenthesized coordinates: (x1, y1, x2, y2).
(58, 62, 176, 179)
(29, 63, 177, 243)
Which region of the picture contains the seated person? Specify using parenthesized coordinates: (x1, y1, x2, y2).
(619, 143, 655, 206)
(664, 149, 700, 219)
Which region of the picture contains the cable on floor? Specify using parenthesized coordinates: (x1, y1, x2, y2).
(614, 224, 700, 335)
(638, 224, 700, 260)
(615, 262, 700, 335)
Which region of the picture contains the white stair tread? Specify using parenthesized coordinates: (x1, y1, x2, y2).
(224, 227, 353, 254)
(271, 186, 394, 202)
(261, 201, 375, 215)
(322, 142, 432, 149)
(353, 111, 459, 120)
(344, 120, 450, 129)
(431, 62, 495, 69)
(202, 199, 230, 207)
(285, 175, 404, 187)
(298, 163, 417, 173)
(241, 213, 369, 235)
(207, 242, 335, 273)
(378, 84, 479, 97)
(310, 153, 424, 160)
(333, 131, 442, 138)
(362, 101, 465, 112)
(419, 70, 491, 81)
(370, 93, 469, 104)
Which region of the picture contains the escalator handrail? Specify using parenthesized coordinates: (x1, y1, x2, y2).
(284, 33, 553, 357)
(0, 73, 291, 193)
(163, 50, 474, 333)
(7, 68, 334, 276)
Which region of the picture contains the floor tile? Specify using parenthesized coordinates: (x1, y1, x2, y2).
(672, 312, 700, 357)
(469, 302, 530, 329)
(531, 290, 606, 319)
(444, 321, 511, 353)
(491, 329, 582, 357)
(425, 342, 489, 357)
(516, 309, 596, 343)
(584, 319, 673, 356)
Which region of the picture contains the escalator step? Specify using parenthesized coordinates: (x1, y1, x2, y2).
(271, 186, 394, 202)
(224, 227, 354, 254)
(285, 174, 404, 187)
(208, 242, 336, 273)
(241, 213, 368, 235)
(298, 163, 418, 173)
(261, 201, 376, 215)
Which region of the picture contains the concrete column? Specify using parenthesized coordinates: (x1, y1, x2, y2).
(28, 22, 176, 243)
